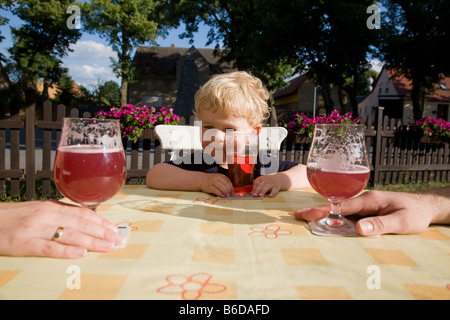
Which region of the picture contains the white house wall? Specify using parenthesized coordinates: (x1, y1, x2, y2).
(358, 68, 394, 120)
(359, 68, 450, 123)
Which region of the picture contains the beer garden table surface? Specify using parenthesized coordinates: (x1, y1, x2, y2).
(0, 185, 449, 300)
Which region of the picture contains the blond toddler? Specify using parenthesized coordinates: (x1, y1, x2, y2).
(146, 71, 309, 197)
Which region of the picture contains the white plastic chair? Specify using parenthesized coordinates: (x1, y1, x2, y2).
(259, 127, 288, 152)
(154, 125, 203, 161)
(154, 125, 288, 161)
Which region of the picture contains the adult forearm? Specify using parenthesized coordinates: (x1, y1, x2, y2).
(418, 187, 450, 225)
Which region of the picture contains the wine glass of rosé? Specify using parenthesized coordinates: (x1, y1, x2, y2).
(54, 118, 127, 211)
(306, 124, 370, 236)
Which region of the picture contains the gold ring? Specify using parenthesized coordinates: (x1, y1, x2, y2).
(52, 227, 64, 242)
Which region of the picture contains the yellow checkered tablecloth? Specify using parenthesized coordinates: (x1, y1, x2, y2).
(1, 185, 449, 300)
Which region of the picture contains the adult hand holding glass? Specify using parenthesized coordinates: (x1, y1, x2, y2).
(306, 124, 370, 236)
(0, 200, 124, 258)
(295, 188, 450, 236)
(53, 118, 127, 210)
(51, 118, 128, 253)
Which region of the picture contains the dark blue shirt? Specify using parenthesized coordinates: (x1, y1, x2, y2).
(166, 151, 298, 178)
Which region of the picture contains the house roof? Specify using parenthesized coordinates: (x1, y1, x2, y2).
(429, 76, 450, 102)
(132, 46, 234, 80)
(369, 65, 450, 103)
(35, 82, 81, 99)
(272, 74, 309, 99)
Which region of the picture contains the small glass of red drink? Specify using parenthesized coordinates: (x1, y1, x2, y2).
(54, 118, 127, 211)
(225, 131, 259, 198)
(306, 124, 370, 236)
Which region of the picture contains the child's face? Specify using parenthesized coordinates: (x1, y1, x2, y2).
(198, 107, 261, 165)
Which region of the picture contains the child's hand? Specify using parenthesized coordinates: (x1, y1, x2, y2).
(251, 175, 283, 198)
(200, 173, 234, 198)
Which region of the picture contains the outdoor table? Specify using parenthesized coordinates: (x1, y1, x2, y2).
(0, 185, 449, 300)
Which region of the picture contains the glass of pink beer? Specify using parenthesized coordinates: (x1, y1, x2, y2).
(225, 131, 258, 196)
(306, 124, 370, 236)
(54, 118, 127, 211)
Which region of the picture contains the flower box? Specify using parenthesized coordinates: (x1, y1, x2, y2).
(287, 109, 360, 138)
(419, 135, 450, 144)
(292, 133, 312, 144)
(141, 127, 156, 140)
(396, 122, 450, 145)
(96, 105, 181, 143)
(409, 116, 450, 143)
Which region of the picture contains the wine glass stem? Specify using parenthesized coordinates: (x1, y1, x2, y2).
(327, 200, 343, 225)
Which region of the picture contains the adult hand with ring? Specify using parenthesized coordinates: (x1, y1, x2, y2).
(52, 227, 64, 242)
(0, 200, 124, 258)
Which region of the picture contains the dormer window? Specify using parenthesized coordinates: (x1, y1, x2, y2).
(439, 83, 449, 90)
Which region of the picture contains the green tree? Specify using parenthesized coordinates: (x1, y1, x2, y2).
(73, 84, 97, 106)
(379, 0, 450, 120)
(0, 1, 14, 89)
(67, 80, 120, 107)
(8, 0, 82, 99)
(54, 72, 76, 106)
(313, 1, 378, 115)
(97, 80, 120, 107)
(163, 0, 300, 91)
(82, 0, 167, 106)
(167, 0, 377, 116)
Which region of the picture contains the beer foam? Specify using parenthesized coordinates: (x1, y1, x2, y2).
(308, 164, 370, 174)
(57, 145, 122, 153)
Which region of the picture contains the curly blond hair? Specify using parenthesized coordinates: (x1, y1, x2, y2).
(194, 71, 270, 127)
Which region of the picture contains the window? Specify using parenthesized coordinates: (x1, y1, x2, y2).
(437, 104, 448, 120)
(439, 83, 449, 90)
(142, 96, 164, 108)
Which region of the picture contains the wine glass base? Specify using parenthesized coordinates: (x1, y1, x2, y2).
(308, 216, 359, 237)
(217, 193, 263, 200)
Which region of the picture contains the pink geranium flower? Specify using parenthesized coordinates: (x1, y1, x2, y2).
(410, 116, 450, 138)
(287, 109, 359, 137)
(95, 104, 181, 143)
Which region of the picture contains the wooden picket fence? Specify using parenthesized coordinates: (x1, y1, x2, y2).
(286, 107, 450, 188)
(1, 92, 449, 200)
(0, 96, 174, 200)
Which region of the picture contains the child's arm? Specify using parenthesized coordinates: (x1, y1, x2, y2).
(252, 164, 310, 198)
(146, 163, 234, 197)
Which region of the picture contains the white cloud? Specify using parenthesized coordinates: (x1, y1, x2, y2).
(63, 40, 119, 86)
(370, 59, 384, 73)
(65, 64, 117, 88)
(67, 40, 117, 65)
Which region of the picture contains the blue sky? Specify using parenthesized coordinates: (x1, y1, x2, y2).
(0, 7, 215, 88)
